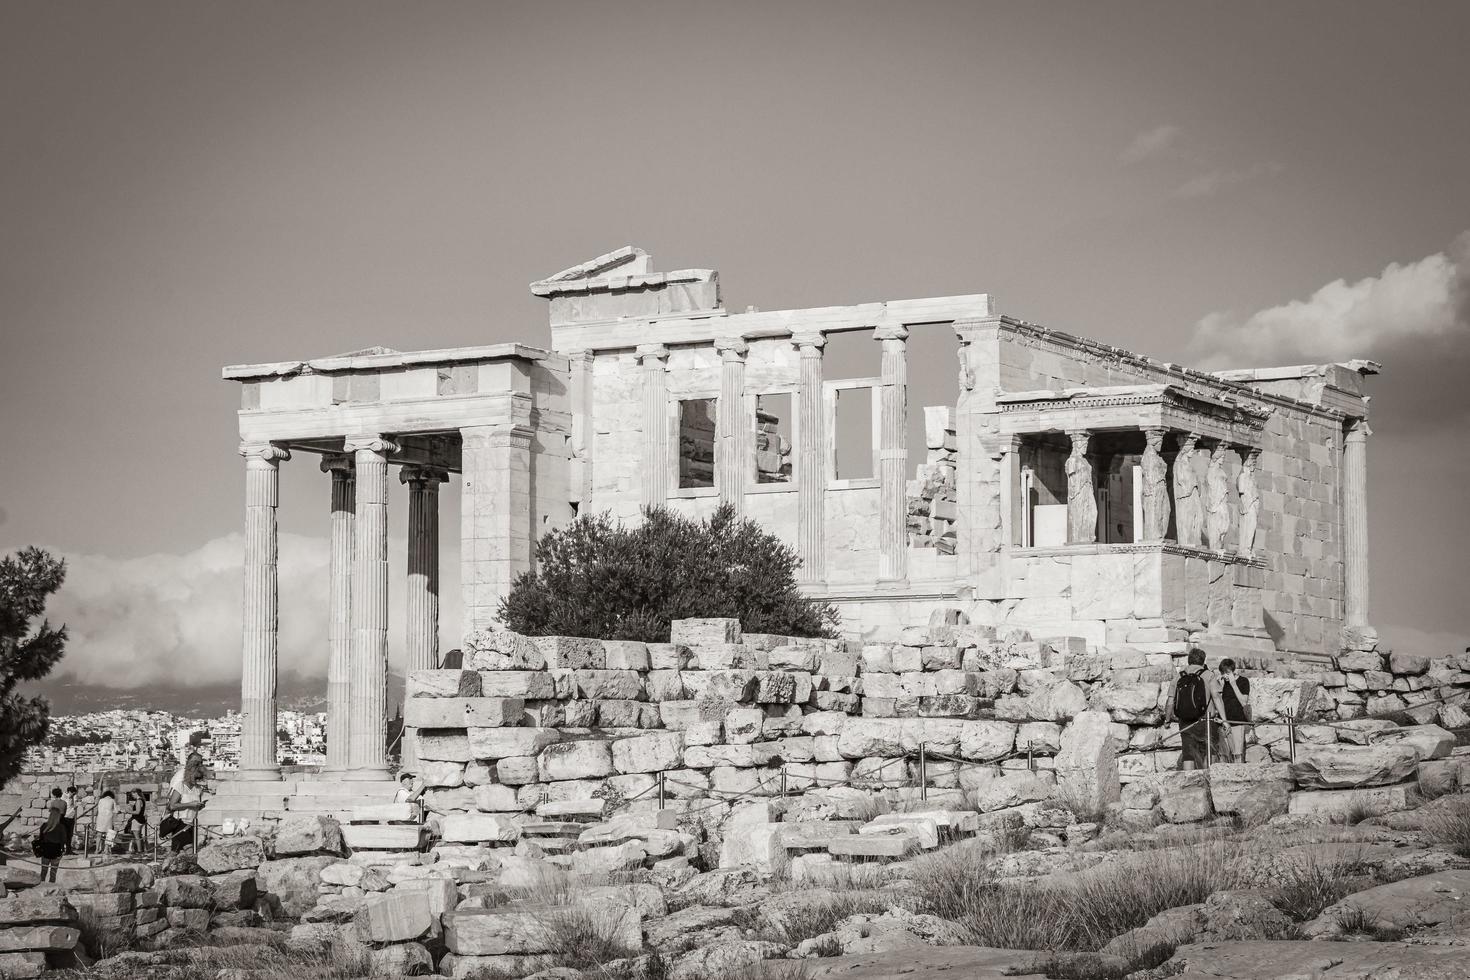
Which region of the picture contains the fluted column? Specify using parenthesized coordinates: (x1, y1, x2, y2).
(876, 325, 909, 581)
(1140, 427, 1171, 542)
(637, 345, 670, 507)
(402, 466, 446, 675)
(1065, 430, 1097, 544)
(715, 338, 748, 510)
(238, 442, 289, 781)
(320, 454, 354, 773)
(1343, 419, 1371, 628)
(345, 435, 396, 780)
(794, 332, 826, 582)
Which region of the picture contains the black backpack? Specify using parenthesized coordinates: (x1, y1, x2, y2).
(1175, 670, 1208, 722)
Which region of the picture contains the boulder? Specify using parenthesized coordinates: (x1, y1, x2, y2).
(407, 668, 482, 698)
(0, 926, 80, 953)
(1371, 724, 1456, 761)
(538, 740, 616, 781)
(611, 732, 685, 774)
(53, 864, 151, 894)
(468, 726, 562, 759)
(273, 815, 344, 857)
(669, 940, 788, 980)
(1208, 762, 1293, 818)
(1290, 743, 1421, 789)
(1286, 783, 1420, 822)
(207, 869, 258, 911)
(196, 836, 267, 874)
(0, 953, 46, 978)
(1164, 939, 1470, 979)
(354, 890, 437, 943)
(368, 942, 433, 975)
(1249, 678, 1321, 721)
(440, 814, 522, 844)
(256, 856, 338, 919)
(467, 628, 546, 670)
(157, 875, 213, 910)
(959, 721, 1017, 761)
(1304, 869, 1470, 937)
(444, 907, 557, 955)
(1055, 711, 1121, 810)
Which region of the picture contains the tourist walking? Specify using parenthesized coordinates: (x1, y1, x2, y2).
(36, 790, 67, 882)
(92, 790, 118, 855)
(124, 790, 149, 853)
(62, 786, 78, 854)
(161, 760, 207, 852)
(1164, 648, 1226, 770)
(1219, 658, 1252, 761)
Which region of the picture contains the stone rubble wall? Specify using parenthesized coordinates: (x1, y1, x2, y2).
(403, 617, 1470, 834)
(906, 407, 958, 554)
(0, 772, 173, 838)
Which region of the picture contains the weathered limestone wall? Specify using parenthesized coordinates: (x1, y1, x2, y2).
(400, 618, 1470, 829)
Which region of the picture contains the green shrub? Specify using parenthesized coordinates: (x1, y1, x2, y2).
(499, 505, 839, 642)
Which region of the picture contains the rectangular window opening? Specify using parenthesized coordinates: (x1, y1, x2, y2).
(678, 398, 717, 489)
(834, 386, 874, 480)
(753, 392, 794, 484)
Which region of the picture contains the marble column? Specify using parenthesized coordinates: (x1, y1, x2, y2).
(981, 436, 1022, 551)
(715, 338, 748, 510)
(565, 348, 594, 511)
(1343, 419, 1371, 628)
(1172, 433, 1204, 548)
(1065, 430, 1097, 544)
(320, 453, 354, 773)
(401, 466, 447, 675)
(637, 344, 670, 507)
(1140, 428, 1171, 542)
(238, 442, 289, 781)
(876, 325, 909, 581)
(794, 332, 826, 582)
(345, 436, 396, 780)
(1236, 448, 1261, 557)
(461, 424, 534, 631)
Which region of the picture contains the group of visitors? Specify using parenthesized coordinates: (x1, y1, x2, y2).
(1166, 648, 1253, 770)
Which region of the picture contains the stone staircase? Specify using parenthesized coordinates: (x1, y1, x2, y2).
(200, 774, 400, 830)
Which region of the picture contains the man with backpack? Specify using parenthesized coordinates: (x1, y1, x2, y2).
(1165, 648, 1226, 770)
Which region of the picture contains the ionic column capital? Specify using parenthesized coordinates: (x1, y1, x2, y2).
(1346, 417, 1372, 442)
(714, 337, 749, 359)
(792, 331, 826, 351)
(343, 435, 400, 455)
(635, 344, 669, 364)
(320, 453, 355, 476)
(240, 443, 290, 463)
(874, 323, 909, 343)
(400, 466, 449, 489)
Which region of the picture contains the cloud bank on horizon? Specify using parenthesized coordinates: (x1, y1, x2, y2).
(1189, 232, 1470, 370)
(42, 533, 463, 689)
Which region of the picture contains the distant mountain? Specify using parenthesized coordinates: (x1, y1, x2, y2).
(27, 672, 407, 719)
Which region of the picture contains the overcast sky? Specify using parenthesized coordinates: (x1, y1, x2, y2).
(3, 0, 1468, 691)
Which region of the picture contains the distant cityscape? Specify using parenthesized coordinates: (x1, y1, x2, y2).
(22, 709, 328, 773)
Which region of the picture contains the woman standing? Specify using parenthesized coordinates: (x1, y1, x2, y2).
(1219, 658, 1252, 761)
(36, 801, 67, 882)
(125, 790, 149, 853)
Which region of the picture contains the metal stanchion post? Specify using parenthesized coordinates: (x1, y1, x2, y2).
(1287, 716, 1297, 763)
(1205, 701, 1213, 770)
(780, 766, 788, 797)
(657, 771, 666, 810)
(1027, 740, 1035, 773)
(919, 743, 928, 802)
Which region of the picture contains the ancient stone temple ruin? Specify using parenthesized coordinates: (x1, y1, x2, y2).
(218, 246, 1379, 806)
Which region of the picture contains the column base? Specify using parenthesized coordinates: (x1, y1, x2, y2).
(342, 767, 395, 782)
(231, 767, 283, 782)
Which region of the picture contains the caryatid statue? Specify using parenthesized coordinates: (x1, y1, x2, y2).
(1172, 433, 1203, 547)
(1204, 441, 1232, 551)
(1065, 430, 1097, 544)
(1140, 427, 1171, 540)
(1237, 448, 1261, 556)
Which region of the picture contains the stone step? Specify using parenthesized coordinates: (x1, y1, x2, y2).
(346, 803, 421, 823)
(341, 824, 426, 850)
(517, 821, 586, 838)
(825, 834, 917, 860)
(534, 800, 605, 821)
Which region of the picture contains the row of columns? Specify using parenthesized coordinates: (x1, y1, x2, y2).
(237, 438, 447, 781)
(634, 328, 910, 585)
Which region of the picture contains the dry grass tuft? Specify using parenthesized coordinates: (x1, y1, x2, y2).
(1424, 797, 1470, 858)
(1263, 848, 1379, 922)
(757, 890, 894, 946)
(913, 839, 1248, 952)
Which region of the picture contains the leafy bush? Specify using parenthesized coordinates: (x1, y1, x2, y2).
(1, 547, 68, 789)
(499, 505, 839, 642)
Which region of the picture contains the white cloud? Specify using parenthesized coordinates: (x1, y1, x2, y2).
(1190, 232, 1470, 369)
(1120, 124, 1181, 164)
(42, 533, 462, 689)
(1173, 161, 1283, 199)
